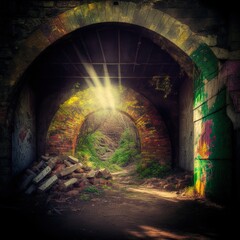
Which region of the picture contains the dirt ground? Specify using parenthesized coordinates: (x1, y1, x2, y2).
(0, 166, 236, 240)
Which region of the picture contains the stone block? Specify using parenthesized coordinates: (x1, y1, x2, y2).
(67, 155, 79, 164)
(63, 178, 78, 188)
(58, 9, 81, 33)
(33, 166, 51, 183)
(59, 163, 82, 177)
(38, 175, 58, 191)
(64, 160, 72, 167)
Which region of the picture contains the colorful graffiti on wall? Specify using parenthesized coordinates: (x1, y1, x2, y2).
(196, 119, 214, 159)
(195, 160, 213, 196)
(191, 44, 234, 201)
(194, 119, 215, 196)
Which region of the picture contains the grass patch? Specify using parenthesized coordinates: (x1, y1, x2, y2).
(101, 185, 112, 190)
(136, 161, 171, 178)
(79, 193, 91, 201)
(76, 131, 122, 172)
(76, 128, 140, 171)
(83, 185, 102, 195)
(110, 128, 140, 166)
(80, 186, 103, 201)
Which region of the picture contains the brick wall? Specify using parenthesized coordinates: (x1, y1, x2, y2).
(46, 87, 172, 165)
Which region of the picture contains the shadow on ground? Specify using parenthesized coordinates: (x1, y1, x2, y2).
(0, 167, 237, 240)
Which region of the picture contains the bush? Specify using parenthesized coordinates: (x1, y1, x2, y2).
(136, 161, 171, 178)
(76, 131, 122, 171)
(110, 128, 140, 166)
(76, 128, 140, 170)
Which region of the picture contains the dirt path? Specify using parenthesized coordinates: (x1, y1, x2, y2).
(0, 166, 235, 240)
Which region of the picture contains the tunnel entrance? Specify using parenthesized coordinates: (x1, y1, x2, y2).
(76, 110, 140, 170)
(12, 22, 185, 195)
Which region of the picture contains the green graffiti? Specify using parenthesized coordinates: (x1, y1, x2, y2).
(195, 88, 226, 115)
(193, 71, 205, 90)
(191, 43, 218, 86)
(194, 87, 208, 108)
(207, 109, 233, 159)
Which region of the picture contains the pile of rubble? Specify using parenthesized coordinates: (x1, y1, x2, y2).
(18, 155, 112, 196)
(142, 172, 193, 192)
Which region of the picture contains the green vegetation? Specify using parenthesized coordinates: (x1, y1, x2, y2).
(79, 193, 91, 201)
(76, 128, 140, 171)
(83, 185, 102, 195)
(80, 186, 103, 201)
(76, 131, 121, 171)
(110, 128, 140, 166)
(101, 185, 112, 190)
(76, 126, 171, 180)
(136, 161, 171, 178)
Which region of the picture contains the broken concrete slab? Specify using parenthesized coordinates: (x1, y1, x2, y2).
(33, 166, 52, 183)
(63, 178, 78, 188)
(48, 157, 59, 169)
(67, 155, 79, 164)
(71, 173, 86, 178)
(59, 163, 82, 177)
(38, 175, 58, 191)
(64, 160, 72, 167)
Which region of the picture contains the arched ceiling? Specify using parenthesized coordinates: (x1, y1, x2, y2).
(27, 23, 185, 102)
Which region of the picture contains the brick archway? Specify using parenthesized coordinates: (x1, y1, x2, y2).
(47, 87, 171, 165)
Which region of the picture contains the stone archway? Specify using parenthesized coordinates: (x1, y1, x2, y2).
(2, 1, 234, 201)
(6, 1, 218, 88)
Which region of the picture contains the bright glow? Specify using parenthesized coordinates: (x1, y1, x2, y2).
(81, 62, 117, 109)
(127, 187, 178, 203)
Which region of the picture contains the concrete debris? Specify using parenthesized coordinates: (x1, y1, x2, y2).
(64, 160, 72, 167)
(63, 178, 78, 188)
(18, 154, 113, 196)
(86, 170, 96, 178)
(67, 155, 79, 164)
(33, 166, 51, 183)
(71, 173, 85, 178)
(52, 163, 65, 175)
(59, 163, 82, 177)
(39, 175, 58, 191)
(48, 157, 58, 169)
